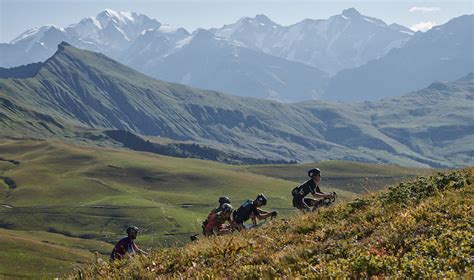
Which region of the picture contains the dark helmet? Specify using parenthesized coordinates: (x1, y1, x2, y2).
(221, 203, 233, 213)
(256, 193, 267, 206)
(308, 168, 321, 178)
(218, 196, 231, 205)
(126, 226, 139, 235)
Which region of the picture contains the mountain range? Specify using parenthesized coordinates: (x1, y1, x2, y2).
(325, 14, 474, 101)
(121, 28, 328, 101)
(1, 43, 472, 167)
(211, 8, 413, 74)
(3, 9, 471, 102)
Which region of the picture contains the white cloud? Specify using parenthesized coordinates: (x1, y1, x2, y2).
(410, 21, 436, 32)
(409, 6, 441, 13)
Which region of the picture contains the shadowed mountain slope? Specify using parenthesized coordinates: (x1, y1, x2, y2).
(0, 43, 473, 167)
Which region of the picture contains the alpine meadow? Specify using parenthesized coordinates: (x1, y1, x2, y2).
(0, 2, 472, 279)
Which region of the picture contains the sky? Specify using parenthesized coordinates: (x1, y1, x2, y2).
(0, 0, 472, 43)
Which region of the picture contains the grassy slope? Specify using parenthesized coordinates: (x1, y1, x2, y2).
(0, 139, 432, 277)
(0, 139, 296, 246)
(79, 168, 473, 278)
(0, 140, 429, 243)
(0, 228, 112, 279)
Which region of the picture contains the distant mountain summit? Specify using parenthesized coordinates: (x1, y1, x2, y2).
(212, 8, 413, 74)
(211, 14, 281, 52)
(324, 14, 474, 101)
(65, 9, 161, 55)
(0, 9, 160, 67)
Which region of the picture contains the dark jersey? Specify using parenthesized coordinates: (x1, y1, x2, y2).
(292, 179, 321, 198)
(233, 200, 259, 223)
(110, 236, 139, 260)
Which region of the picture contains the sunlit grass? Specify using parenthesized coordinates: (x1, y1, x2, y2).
(77, 168, 473, 278)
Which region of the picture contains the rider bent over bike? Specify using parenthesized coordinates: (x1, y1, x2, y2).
(292, 168, 335, 212)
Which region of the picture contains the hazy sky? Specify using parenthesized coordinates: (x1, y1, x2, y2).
(0, 0, 472, 43)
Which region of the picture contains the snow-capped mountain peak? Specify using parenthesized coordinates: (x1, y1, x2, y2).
(96, 9, 136, 27)
(10, 25, 64, 44)
(63, 9, 162, 50)
(212, 14, 280, 50)
(234, 14, 279, 28)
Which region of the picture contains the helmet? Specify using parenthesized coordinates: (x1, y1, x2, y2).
(256, 193, 267, 206)
(126, 226, 139, 235)
(218, 196, 231, 205)
(307, 168, 321, 178)
(221, 203, 233, 213)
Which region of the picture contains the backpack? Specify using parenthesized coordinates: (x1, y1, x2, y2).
(292, 186, 303, 197)
(233, 200, 253, 221)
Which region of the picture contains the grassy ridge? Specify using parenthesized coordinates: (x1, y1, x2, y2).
(78, 168, 473, 278)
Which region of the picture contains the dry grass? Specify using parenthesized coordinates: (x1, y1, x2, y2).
(76, 168, 473, 278)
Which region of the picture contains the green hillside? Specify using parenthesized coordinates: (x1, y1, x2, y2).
(0, 139, 432, 278)
(0, 228, 111, 279)
(1, 43, 472, 167)
(0, 139, 296, 247)
(0, 139, 428, 246)
(78, 168, 473, 278)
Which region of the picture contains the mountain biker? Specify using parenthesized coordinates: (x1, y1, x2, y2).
(110, 226, 148, 261)
(202, 196, 231, 235)
(215, 196, 231, 212)
(292, 168, 335, 212)
(232, 194, 277, 231)
(204, 203, 234, 237)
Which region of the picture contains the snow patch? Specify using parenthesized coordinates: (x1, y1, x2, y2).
(175, 36, 193, 49)
(11, 25, 60, 44)
(104, 9, 134, 23)
(90, 17, 102, 29)
(159, 25, 179, 33)
(114, 26, 130, 41)
(411, 21, 436, 32)
(362, 17, 384, 27)
(141, 28, 155, 35)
